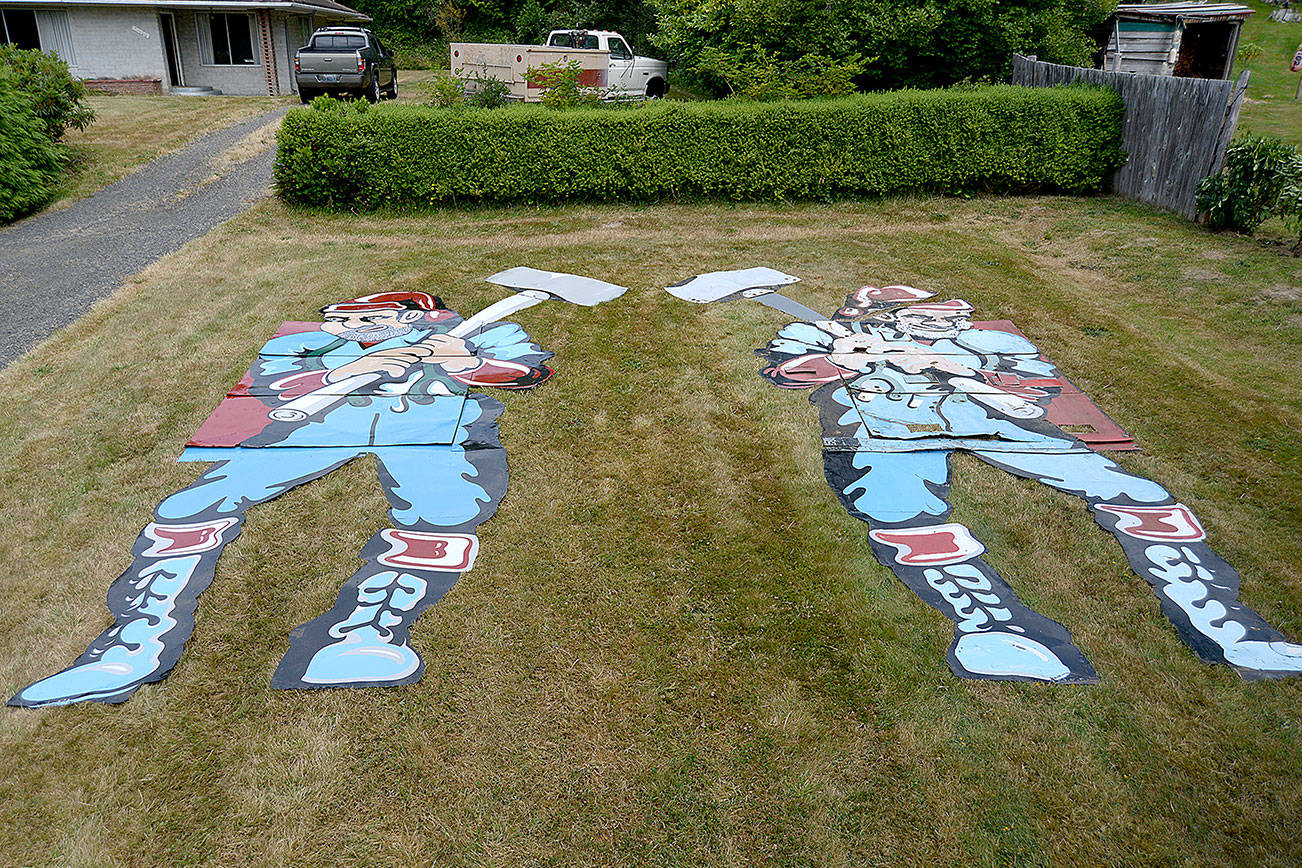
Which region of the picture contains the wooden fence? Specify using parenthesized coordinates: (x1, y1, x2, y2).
(1011, 53, 1249, 218)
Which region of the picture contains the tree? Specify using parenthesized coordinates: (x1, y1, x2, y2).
(652, 0, 1114, 98)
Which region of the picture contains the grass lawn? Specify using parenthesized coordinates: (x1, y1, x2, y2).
(51, 92, 289, 207)
(0, 194, 1300, 865)
(1234, 0, 1302, 143)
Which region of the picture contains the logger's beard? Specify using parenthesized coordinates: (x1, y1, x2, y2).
(336, 323, 414, 343)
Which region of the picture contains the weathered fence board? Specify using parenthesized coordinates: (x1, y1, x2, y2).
(1011, 54, 1248, 218)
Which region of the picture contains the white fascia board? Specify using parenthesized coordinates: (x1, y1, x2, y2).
(0, 0, 369, 19)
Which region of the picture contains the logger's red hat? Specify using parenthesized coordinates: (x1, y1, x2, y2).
(837, 284, 935, 319)
(321, 291, 445, 315)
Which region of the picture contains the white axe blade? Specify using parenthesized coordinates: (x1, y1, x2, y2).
(665, 267, 801, 303)
(485, 267, 627, 306)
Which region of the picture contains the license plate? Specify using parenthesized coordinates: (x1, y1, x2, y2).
(320, 74, 338, 82)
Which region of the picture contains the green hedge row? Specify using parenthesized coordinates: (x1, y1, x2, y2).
(274, 85, 1125, 209)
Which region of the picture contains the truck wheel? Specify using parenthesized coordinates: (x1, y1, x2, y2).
(386, 78, 398, 100)
(366, 76, 380, 103)
(646, 79, 666, 99)
(299, 88, 316, 104)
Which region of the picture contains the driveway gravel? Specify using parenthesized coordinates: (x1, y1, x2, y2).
(0, 105, 289, 370)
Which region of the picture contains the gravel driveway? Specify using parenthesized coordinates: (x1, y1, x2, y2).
(0, 105, 289, 370)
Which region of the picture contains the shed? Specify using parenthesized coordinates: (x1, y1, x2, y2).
(1104, 2, 1254, 78)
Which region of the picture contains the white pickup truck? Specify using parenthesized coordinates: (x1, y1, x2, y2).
(450, 29, 667, 102)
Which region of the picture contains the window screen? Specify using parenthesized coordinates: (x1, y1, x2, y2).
(1, 9, 41, 50)
(209, 13, 255, 64)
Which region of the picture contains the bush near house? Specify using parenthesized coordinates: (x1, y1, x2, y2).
(0, 75, 64, 222)
(0, 45, 94, 141)
(275, 84, 1124, 209)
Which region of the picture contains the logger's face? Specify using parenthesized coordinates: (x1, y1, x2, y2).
(321, 309, 423, 342)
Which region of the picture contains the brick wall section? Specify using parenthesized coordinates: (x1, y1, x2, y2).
(84, 78, 163, 95)
(256, 10, 279, 95)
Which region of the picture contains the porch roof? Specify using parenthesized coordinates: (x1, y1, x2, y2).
(0, 0, 369, 20)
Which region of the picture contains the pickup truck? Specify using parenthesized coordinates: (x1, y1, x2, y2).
(295, 26, 397, 103)
(450, 29, 667, 102)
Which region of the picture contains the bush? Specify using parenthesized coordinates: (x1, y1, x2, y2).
(0, 74, 65, 221)
(1273, 152, 1302, 254)
(529, 60, 601, 109)
(275, 84, 1124, 209)
(420, 70, 467, 108)
(1197, 135, 1299, 233)
(0, 45, 93, 140)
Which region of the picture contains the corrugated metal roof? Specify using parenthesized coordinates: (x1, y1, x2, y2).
(1116, 2, 1254, 21)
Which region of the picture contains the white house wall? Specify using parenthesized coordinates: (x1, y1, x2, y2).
(59, 6, 167, 81)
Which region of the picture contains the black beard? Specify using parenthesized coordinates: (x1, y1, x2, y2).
(336, 323, 414, 343)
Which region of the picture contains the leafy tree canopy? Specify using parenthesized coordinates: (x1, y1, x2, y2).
(651, 0, 1114, 98)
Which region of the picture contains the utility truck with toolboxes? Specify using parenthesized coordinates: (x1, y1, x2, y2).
(450, 29, 667, 102)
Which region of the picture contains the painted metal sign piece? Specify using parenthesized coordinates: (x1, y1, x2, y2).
(668, 270, 1302, 683)
(11, 271, 627, 707)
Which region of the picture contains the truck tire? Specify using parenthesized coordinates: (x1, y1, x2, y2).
(299, 87, 317, 104)
(385, 77, 398, 100)
(366, 76, 381, 103)
(646, 78, 666, 99)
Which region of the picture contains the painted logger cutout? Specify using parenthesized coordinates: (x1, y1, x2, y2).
(11, 268, 627, 707)
(666, 268, 1302, 683)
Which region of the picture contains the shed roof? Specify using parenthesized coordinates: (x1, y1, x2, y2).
(1115, 2, 1254, 23)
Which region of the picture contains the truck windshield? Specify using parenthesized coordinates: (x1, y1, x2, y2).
(310, 34, 366, 50)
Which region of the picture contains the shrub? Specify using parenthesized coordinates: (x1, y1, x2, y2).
(1197, 135, 1298, 233)
(275, 84, 1124, 209)
(467, 71, 511, 108)
(529, 59, 602, 109)
(0, 74, 64, 222)
(0, 45, 93, 140)
(1276, 152, 1302, 254)
(420, 70, 467, 107)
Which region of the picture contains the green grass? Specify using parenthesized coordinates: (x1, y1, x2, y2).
(51, 91, 289, 207)
(0, 195, 1300, 865)
(1233, 0, 1302, 143)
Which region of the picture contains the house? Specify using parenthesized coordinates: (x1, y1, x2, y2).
(1104, 2, 1253, 79)
(0, 0, 368, 96)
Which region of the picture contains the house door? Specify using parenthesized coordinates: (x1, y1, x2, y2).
(160, 13, 184, 87)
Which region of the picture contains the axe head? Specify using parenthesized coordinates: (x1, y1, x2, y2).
(665, 267, 801, 303)
(486, 267, 626, 306)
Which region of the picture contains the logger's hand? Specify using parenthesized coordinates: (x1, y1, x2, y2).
(325, 337, 476, 382)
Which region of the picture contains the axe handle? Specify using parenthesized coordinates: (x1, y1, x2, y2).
(448, 289, 549, 338)
(749, 290, 851, 337)
(268, 289, 551, 423)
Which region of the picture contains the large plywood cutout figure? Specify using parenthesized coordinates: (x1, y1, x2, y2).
(667, 268, 1302, 683)
(11, 268, 626, 707)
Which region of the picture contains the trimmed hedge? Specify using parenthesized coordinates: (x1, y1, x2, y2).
(275, 86, 1125, 209)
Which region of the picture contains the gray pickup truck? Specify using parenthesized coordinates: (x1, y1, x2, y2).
(295, 26, 397, 103)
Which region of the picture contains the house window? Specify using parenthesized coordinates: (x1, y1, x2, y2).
(0, 9, 41, 50)
(207, 13, 255, 65)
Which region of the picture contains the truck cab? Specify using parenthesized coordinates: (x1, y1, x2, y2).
(545, 30, 667, 99)
(295, 26, 397, 103)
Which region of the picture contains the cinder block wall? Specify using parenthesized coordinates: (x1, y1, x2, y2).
(67, 7, 167, 83)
